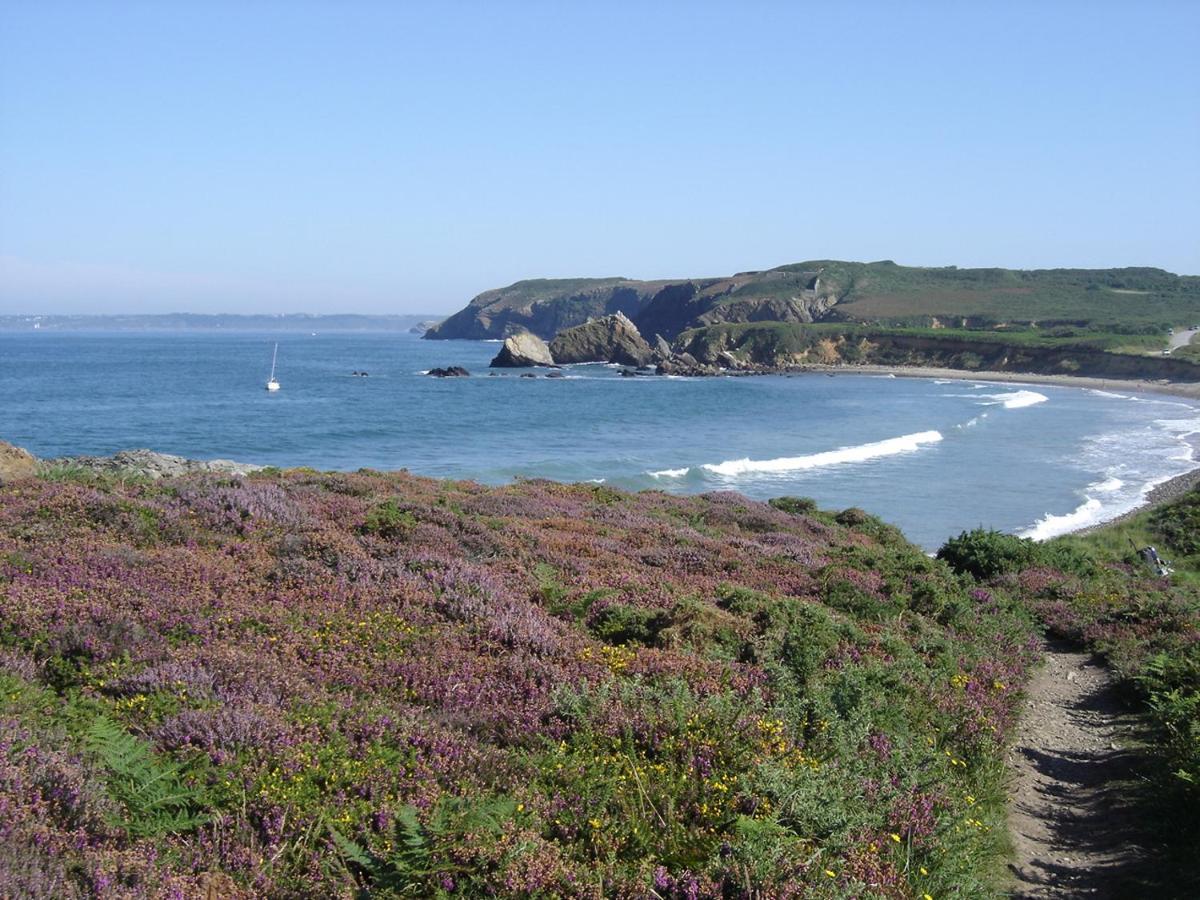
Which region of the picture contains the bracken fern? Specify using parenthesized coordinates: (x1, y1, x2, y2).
(86, 716, 210, 838)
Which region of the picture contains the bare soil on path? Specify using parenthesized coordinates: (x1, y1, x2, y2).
(1007, 642, 1160, 898)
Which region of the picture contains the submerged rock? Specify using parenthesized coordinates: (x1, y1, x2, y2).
(549, 312, 653, 367)
(427, 366, 470, 377)
(491, 332, 556, 368)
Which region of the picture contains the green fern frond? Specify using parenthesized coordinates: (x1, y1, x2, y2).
(86, 715, 210, 837)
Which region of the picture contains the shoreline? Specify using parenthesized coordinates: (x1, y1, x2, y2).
(804, 363, 1200, 401)
(1066, 466, 1200, 537)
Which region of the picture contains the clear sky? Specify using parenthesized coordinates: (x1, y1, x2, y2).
(1, 0, 1197, 315)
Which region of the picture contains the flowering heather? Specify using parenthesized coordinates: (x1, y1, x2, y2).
(0, 472, 1039, 897)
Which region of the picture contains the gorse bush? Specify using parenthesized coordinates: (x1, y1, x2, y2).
(937, 528, 1037, 580)
(361, 498, 418, 538)
(1150, 489, 1200, 556)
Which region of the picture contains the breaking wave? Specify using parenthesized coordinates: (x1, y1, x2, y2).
(945, 389, 1048, 409)
(697, 431, 944, 477)
(648, 467, 690, 479)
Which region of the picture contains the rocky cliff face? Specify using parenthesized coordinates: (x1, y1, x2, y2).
(424, 279, 666, 341)
(678, 324, 1200, 381)
(635, 270, 836, 340)
(548, 313, 654, 366)
(424, 266, 842, 342)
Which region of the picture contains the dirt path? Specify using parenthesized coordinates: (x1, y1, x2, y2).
(1167, 327, 1199, 353)
(1007, 642, 1151, 897)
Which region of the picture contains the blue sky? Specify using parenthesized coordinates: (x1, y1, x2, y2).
(1, 0, 1197, 314)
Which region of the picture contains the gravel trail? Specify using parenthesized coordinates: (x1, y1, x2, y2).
(1007, 644, 1149, 897)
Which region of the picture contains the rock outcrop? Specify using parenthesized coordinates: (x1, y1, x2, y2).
(0, 440, 38, 484)
(425, 278, 668, 341)
(490, 333, 556, 368)
(56, 449, 265, 479)
(548, 312, 654, 367)
(427, 366, 470, 377)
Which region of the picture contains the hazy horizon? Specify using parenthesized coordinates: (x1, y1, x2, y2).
(2, 1, 1198, 315)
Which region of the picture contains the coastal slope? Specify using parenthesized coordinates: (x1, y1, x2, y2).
(426, 261, 1200, 343)
(0, 463, 1039, 897)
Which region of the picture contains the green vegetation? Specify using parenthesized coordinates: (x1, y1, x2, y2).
(86, 716, 211, 838)
(429, 259, 1200, 353)
(1, 468, 1042, 896)
(940, 482, 1200, 892)
(805, 260, 1200, 331)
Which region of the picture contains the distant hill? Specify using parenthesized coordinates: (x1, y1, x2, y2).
(1, 313, 443, 333)
(424, 260, 1200, 342)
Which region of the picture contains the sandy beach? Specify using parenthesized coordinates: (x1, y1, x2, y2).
(809, 363, 1200, 401)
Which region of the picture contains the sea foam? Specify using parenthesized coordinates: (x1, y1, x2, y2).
(946, 389, 1048, 409)
(698, 430, 944, 477)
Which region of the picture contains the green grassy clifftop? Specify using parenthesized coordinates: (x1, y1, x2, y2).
(426, 261, 1200, 344)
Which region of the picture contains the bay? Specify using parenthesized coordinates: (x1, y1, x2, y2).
(3, 330, 1197, 549)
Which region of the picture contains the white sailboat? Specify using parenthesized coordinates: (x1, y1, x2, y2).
(265, 343, 281, 391)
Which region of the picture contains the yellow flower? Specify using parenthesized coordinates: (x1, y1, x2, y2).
(890, 832, 901, 843)
(920, 866, 929, 875)
(824, 869, 837, 878)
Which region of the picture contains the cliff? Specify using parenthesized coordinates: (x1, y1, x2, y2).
(678, 322, 1200, 382)
(423, 278, 668, 340)
(425, 261, 1200, 344)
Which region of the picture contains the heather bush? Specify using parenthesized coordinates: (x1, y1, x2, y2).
(0, 468, 1040, 896)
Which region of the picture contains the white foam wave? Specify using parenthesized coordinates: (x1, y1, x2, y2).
(648, 467, 690, 478)
(1087, 389, 1130, 399)
(699, 430, 944, 477)
(945, 389, 1048, 409)
(1021, 498, 1106, 541)
(1090, 477, 1125, 493)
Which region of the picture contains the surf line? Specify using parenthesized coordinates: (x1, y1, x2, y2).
(648, 430, 944, 478)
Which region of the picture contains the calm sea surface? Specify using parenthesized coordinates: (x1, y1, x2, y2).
(3, 331, 1198, 549)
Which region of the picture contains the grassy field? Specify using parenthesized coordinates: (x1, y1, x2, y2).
(803, 261, 1200, 331)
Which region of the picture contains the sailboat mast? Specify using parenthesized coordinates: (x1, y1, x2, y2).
(270, 343, 278, 380)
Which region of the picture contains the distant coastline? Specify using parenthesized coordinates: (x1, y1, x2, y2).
(0, 313, 444, 333)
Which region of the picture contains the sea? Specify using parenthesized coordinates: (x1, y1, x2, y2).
(3, 330, 1198, 550)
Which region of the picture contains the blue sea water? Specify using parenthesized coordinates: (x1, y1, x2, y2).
(3, 330, 1198, 549)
